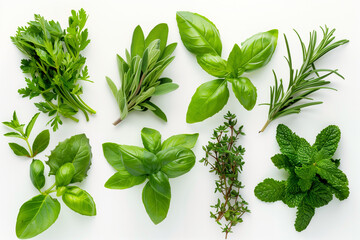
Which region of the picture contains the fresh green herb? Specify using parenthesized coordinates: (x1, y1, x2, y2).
(15, 134, 96, 239)
(259, 27, 349, 132)
(254, 124, 349, 232)
(106, 24, 178, 125)
(176, 11, 278, 123)
(11, 9, 95, 131)
(200, 112, 249, 238)
(103, 128, 198, 224)
(3, 111, 49, 158)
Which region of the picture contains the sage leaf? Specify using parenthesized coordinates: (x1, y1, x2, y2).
(62, 186, 96, 216)
(46, 134, 92, 183)
(142, 182, 170, 225)
(105, 169, 146, 189)
(240, 29, 278, 72)
(32, 129, 50, 156)
(153, 83, 179, 96)
(145, 23, 168, 54)
(176, 11, 222, 55)
(30, 159, 45, 190)
(131, 25, 145, 57)
(146, 101, 167, 122)
(231, 77, 257, 110)
(186, 79, 229, 123)
(16, 195, 60, 239)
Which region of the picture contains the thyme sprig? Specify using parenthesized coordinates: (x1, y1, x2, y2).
(260, 26, 349, 132)
(200, 111, 249, 239)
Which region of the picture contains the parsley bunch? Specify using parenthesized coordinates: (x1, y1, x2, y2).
(255, 124, 349, 232)
(201, 112, 249, 239)
(11, 9, 95, 131)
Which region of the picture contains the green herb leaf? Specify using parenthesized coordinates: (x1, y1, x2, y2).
(153, 83, 179, 96)
(271, 154, 291, 170)
(304, 182, 333, 208)
(47, 134, 92, 183)
(131, 25, 145, 57)
(158, 147, 196, 178)
(55, 163, 76, 187)
(176, 11, 222, 55)
(239, 30, 278, 72)
(313, 125, 341, 157)
(30, 159, 45, 190)
(16, 195, 60, 239)
(196, 54, 227, 77)
(161, 133, 199, 150)
(141, 128, 162, 153)
(105, 169, 146, 189)
(62, 186, 96, 216)
(145, 23, 168, 54)
(25, 113, 40, 137)
(186, 79, 229, 123)
(295, 165, 316, 180)
(254, 178, 285, 202)
(230, 77, 257, 110)
(9, 143, 30, 157)
(32, 129, 50, 156)
(142, 182, 170, 225)
(294, 202, 315, 232)
(149, 171, 171, 198)
(276, 124, 301, 162)
(102, 143, 126, 171)
(227, 44, 242, 76)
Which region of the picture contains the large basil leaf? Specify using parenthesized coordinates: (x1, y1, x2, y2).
(131, 25, 145, 58)
(105, 169, 146, 189)
(32, 129, 50, 156)
(161, 133, 199, 150)
(239, 29, 278, 72)
(62, 186, 96, 216)
(196, 54, 227, 77)
(16, 194, 60, 239)
(176, 11, 222, 55)
(102, 143, 126, 171)
(46, 134, 92, 183)
(149, 171, 171, 198)
(119, 145, 160, 176)
(141, 127, 162, 153)
(142, 182, 170, 224)
(231, 77, 257, 110)
(186, 79, 229, 123)
(159, 147, 196, 178)
(30, 159, 45, 190)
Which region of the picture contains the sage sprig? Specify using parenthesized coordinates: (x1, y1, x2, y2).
(106, 24, 178, 125)
(103, 128, 198, 224)
(176, 11, 278, 123)
(260, 26, 349, 132)
(201, 112, 249, 238)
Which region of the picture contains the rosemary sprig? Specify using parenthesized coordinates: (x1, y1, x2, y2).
(200, 111, 249, 239)
(259, 26, 349, 132)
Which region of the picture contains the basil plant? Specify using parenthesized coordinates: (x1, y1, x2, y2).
(176, 11, 278, 123)
(103, 128, 199, 224)
(15, 134, 96, 239)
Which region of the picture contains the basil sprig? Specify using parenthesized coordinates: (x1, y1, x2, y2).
(103, 128, 198, 224)
(176, 11, 278, 123)
(5, 128, 96, 239)
(106, 24, 178, 125)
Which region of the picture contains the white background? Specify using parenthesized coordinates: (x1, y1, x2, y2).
(0, 0, 359, 239)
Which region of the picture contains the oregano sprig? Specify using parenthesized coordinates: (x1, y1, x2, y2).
(200, 112, 249, 239)
(260, 26, 349, 132)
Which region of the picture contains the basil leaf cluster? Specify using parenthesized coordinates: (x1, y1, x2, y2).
(15, 134, 96, 239)
(254, 124, 349, 232)
(103, 128, 198, 224)
(176, 11, 278, 123)
(106, 24, 178, 125)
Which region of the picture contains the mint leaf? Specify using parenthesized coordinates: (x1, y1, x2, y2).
(304, 182, 333, 208)
(271, 154, 292, 170)
(313, 125, 340, 157)
(294, 202, 315, 232)
(276, 124, 301, 162)
(295, 165, 316, 180)
(254, 178, 285, 202)
(296, 138, 315, 165)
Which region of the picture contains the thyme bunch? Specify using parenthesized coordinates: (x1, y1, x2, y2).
(200, 112, 250, 239)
